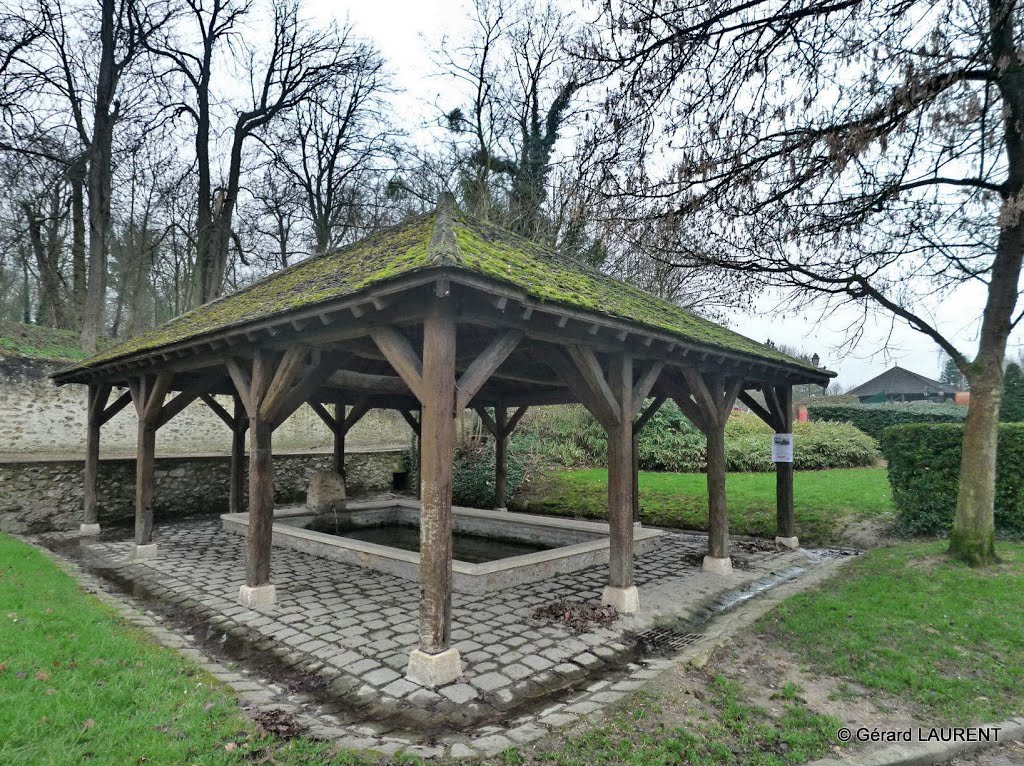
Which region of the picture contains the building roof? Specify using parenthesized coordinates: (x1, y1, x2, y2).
(58, 199, 832, 382)
(846, 366, 955, 398)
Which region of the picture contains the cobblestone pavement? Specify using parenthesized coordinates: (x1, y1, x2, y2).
(59, 516, 835, 759)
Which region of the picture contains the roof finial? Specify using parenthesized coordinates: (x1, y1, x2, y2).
(437, 190, 458, 211)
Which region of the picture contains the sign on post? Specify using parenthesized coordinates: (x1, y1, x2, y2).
(772, 433, 794, 463)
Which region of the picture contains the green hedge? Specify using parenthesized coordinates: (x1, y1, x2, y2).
(808, 401, 967, 439)
(880, 423, 1024, 536)
(518, 404, 880, 473)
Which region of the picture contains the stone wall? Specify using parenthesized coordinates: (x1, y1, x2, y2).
(0, 354, 413, 457)
(0, 448, 410, 533)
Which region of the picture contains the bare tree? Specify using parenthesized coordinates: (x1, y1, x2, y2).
(592, 0, 1024, 564)
(262, 34, 395, 256)
(144, 0, 363, 305)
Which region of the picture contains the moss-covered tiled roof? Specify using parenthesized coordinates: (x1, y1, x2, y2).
(66, 203, 826, 376)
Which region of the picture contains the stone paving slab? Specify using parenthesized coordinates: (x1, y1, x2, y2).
(41, 516, 842, 759)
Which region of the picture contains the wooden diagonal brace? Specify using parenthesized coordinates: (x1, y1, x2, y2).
(370, 327, 424, 401)
(226, 358, 254, 416)
(156, 377, 218, 429)
(98, 390, 132, 427)
(142, 371, 174, 426)
(455, 330, 523, 411)
(260, 346, 308, 423)
(201, 393, 237, 430)
(270, 355, 342, 428)
(473, 405, 499, 437)
(738, 390, 783, 432)
(566, 345, 621, 426)
(399, 409, 421, 436)
(631, 361, 665, 417)
(307, 400, 338, 432)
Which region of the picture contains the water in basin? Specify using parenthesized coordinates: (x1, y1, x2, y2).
(305, 518, 555, 564)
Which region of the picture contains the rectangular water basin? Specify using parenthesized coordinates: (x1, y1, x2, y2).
(220, 499, 664, 594)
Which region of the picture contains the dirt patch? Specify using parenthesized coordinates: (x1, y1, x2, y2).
(254, 709, 309, 739)
(839, 516, 899, 549)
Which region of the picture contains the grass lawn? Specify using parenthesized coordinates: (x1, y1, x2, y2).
(0, 534, 358, 766)
(520, 467, 893, 547)
(759, 541, 1024, 723)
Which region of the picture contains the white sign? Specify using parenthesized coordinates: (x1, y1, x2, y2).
(772, 433, 794, 463)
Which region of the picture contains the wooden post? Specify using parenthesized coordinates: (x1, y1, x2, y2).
(82, 384, 110, 535)
(494, 405, 508, 510)
(631, 426, 640, 523)
(775, 385, 798, 548)
(230, 395, 246, 515)
(606, 354, 635, 601)
(672, 372, 741, 575)
(245, 350, 275, 601)
(333, 402, 345, 480)
(705, 418, 729, 559)
(405, 307, 462, 687)
(135, 415, 156, 547)
(415, 409, 422, 500)
(128, 372, 172, 561)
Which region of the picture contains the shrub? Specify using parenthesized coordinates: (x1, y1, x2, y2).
(1002, 363, 1024, 422)
(452, 436, 531, 508)
(516, 404, 880, 473)
(808, 401, 966, 439)
(880, 423, 1024, 536)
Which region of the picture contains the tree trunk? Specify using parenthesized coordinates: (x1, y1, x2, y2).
(69, 163, 87, 328)
(950, 366, 1003, 565)
(79, 0, 117, 352)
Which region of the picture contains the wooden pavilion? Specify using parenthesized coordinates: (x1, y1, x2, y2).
(53, 195, 833, 687)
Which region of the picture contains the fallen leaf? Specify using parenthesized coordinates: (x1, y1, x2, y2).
(224, 743, 237, 752)
(82, 719, 95, 731)
(35, 671, 50, 681)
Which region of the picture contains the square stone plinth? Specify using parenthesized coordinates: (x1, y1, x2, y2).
(775, 536, 800, 550)
(239, 583, 277, 607)
(702, 556, 733, 575)
(131, 543, 158, 562)
(79, 523, 102, 536)
(601, 585, 640, 614)
(406, 648, 462, 688)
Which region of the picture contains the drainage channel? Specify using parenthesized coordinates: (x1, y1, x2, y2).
(631, 549, 861, 658)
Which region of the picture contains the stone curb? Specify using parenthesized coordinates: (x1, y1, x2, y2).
(807, 719, 1024, 766)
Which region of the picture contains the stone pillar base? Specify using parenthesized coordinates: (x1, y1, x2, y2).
(239, 583, 277, 608)
(79, 523, 102, 536)
(775, 536, 800, 550)
(494, 507, 508, 513)
(131, 543, 158, 562)
(602, 585, 640, 614)
(406, 647, 462, 688)
(702, 555, 733, 575)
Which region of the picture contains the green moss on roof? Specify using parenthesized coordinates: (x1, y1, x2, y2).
(0, 321, 92, 362)
(68, 204, 821, 375)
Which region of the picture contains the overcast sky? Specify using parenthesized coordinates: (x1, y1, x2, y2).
(310, 0, 1024, 391)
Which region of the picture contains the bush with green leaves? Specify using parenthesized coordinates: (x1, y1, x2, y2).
(451, 436, 531, 508)
(517, 403, 880, 473)
(880, 423, 1024, 536)
(808, 401, 967, 439)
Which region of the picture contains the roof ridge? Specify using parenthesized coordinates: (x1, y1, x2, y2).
(427, 193, 461, 266)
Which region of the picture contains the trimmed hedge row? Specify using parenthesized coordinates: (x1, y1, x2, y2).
(520, 404, 880, 473)
(808, 401, 966, 439)
(880, 423, 1024, 536)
